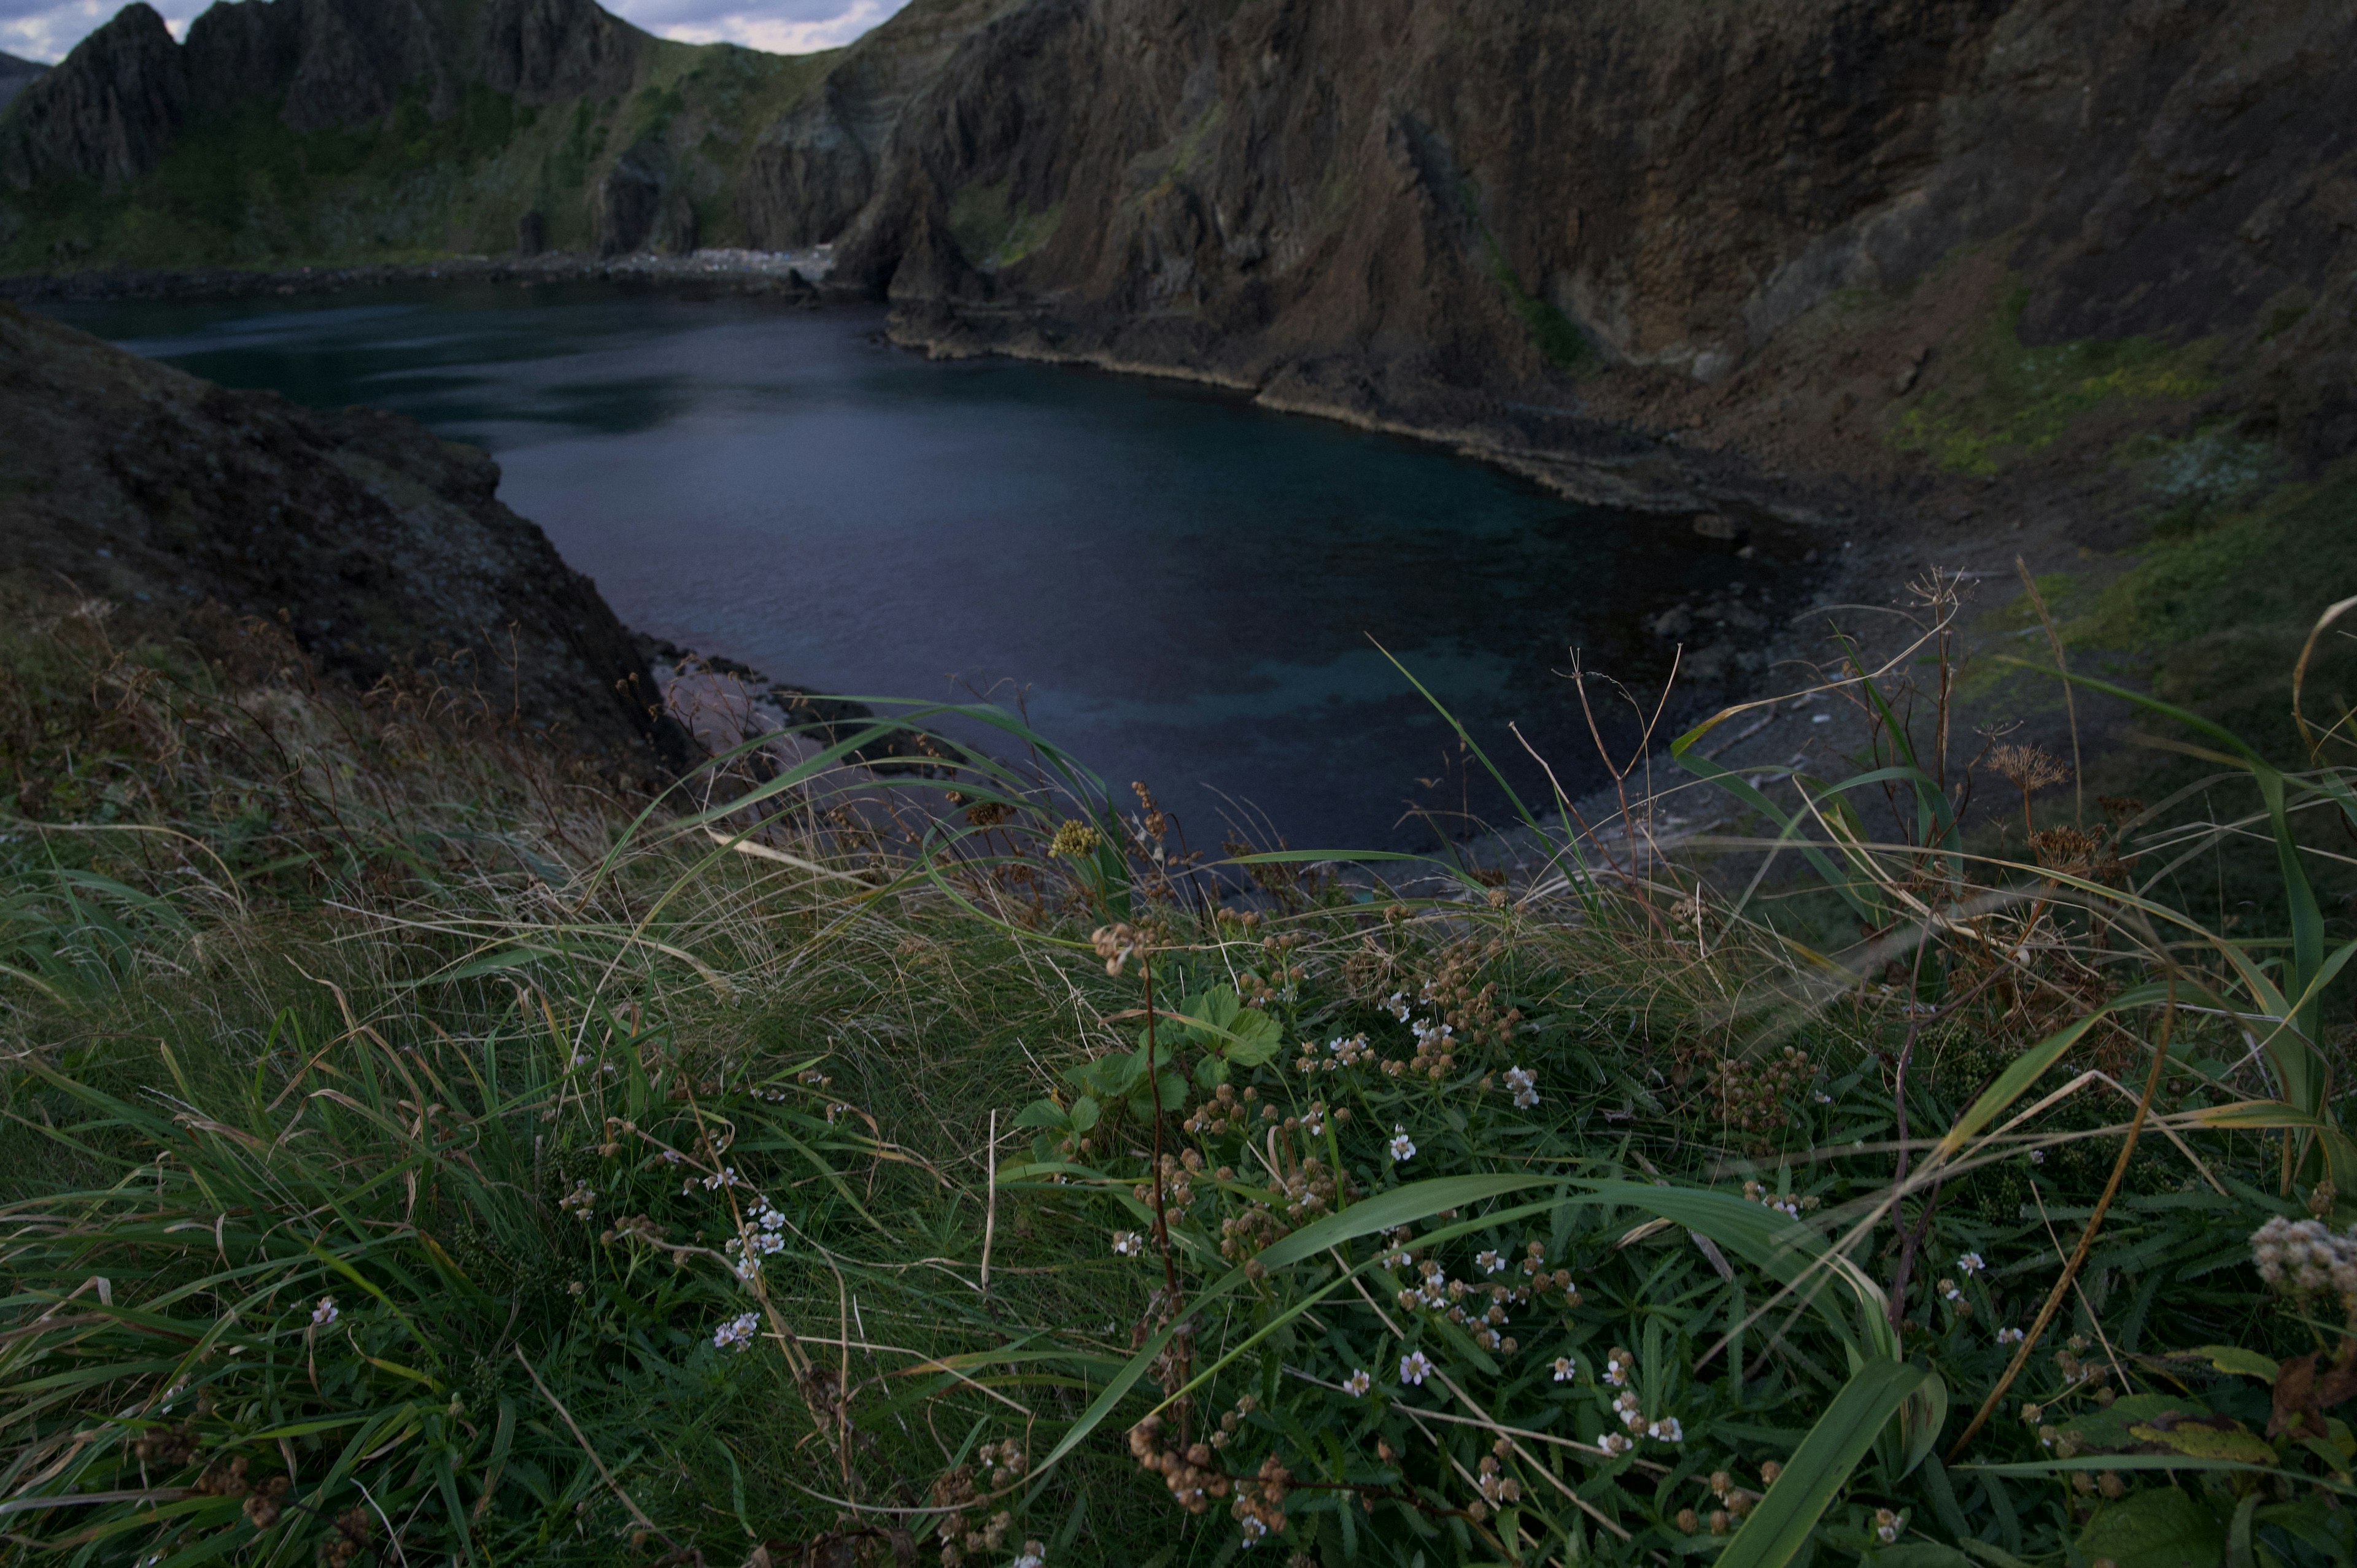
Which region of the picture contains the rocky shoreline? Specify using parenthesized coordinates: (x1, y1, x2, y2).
(0, 248, 861, 306)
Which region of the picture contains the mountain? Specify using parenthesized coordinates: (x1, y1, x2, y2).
(4, 1, 2354, 563)
(0, 52, 42, 114)
(0, 0, 835, 265)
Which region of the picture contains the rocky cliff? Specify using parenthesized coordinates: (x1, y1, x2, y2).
(7, 0, 2355, 580)
(720, 0, 2355, 536)
(0, 301, 683, 773)
(0, 0, 832, 267)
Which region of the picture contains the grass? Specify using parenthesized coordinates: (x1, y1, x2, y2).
(2, 574, 2353, 1567)
(1890, 287, 2215, 476)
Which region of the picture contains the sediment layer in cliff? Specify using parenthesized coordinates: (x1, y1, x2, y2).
(0, 300, 683, 773)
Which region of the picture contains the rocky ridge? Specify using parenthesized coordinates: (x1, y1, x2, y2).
(0, 300, 684, 774)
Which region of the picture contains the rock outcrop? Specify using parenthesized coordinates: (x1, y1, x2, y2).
(0, 0, 649, 186)
(0, 301, 683, 771)
(734, 0, 2357, 484)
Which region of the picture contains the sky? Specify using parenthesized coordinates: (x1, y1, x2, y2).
(0, 0, 908, 65)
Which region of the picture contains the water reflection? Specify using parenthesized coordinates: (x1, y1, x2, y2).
(50, 283, 1790, 851)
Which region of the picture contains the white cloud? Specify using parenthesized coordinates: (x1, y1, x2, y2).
(622, 0, 902, 54)
(0, 0, 904, 64)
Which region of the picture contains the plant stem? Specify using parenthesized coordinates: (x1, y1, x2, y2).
(1946, 975, 2177, 1461)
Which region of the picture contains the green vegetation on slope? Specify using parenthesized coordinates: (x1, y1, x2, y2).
(4, 578, 2355, 1567)
(0, 39, 832, 272)
(1892, 285, 2214, 476)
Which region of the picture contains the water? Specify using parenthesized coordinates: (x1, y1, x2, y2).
(45, 282, 1792, 852)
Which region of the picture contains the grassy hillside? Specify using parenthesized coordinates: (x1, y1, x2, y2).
(0, 38, 830, 272)
(1, 574, 2353, 1567)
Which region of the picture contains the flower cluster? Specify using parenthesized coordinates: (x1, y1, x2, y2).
(725, 1196, 790, 1280)
(1503, 1066, 1539, 1109)
(1302, 1032, 1375, 1072)
(930, 1442, 1027, 1566)
(1713, 1048, 1821, 1143)
(1128, 1413, 1229, 1513)
(1740, 1179, 1820, 1219)
(2251, 1215, 2357, 1306)
(712, 1311, 759, 1352)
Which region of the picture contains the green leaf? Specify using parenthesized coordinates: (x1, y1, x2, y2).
(1220, 1006, 1280, 1067)
(2129, 1423, 2276, 1465)
(1069, 1095, 1099, 1134)
(2079, 1487, 2229, 1568)
(1875, 1548, 1972, 1568)
(1012, 1100, 1069, 1132)
(1719, 1359, 1929, 1568)
(2062, 1393, 2215, 1453)
(2197, 1345, 2282, 1381)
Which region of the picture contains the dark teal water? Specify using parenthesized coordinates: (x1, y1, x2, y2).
(47, 283, 1783, 851)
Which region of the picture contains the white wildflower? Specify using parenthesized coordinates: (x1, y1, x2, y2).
(310, 1296, 338, 1329)
(713, 1311, 759, 1352)
(1504, 1066, 1539, 1109)
(1388, 1126, 1417, 1162)
(1997, 1326, 2025, 1345)
(1477, 1249, 1506, 1275)
(1648, 1416, 1684, 1443)
(1600, 1431, 1632, 1456)
(1957, 1251, 1986, 1276)
(1552, 1356, 1577, 1383)
(1112, 1230, 1145, 1257)
(1011, 1543, 1046, 1568)
(1399, 1350, 1434, 1386)
(1239, 1516, 1268, 1547)
(1344, 1369, 1372, 1397)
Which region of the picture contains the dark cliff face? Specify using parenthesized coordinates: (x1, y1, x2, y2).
(0, 6, 185, 190)
(729, 0, 2357, 482)
(1, 0, 649, 186)
(0, 301, 684, 773)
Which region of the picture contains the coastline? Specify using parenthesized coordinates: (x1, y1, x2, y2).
(0, 248, 865, 305)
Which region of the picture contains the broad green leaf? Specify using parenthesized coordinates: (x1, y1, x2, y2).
(1012, 1100, 1068, 1131)
(2197, 1345, 2282, 1381)
(2129, 1423, 2276, 1465)
(1719, 1358, 1928, 1568)
(2078, 1486, 2229, 1568)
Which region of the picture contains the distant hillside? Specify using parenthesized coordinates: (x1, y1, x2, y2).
(0, 0, 838, 269)
(0, 52, 41, 115)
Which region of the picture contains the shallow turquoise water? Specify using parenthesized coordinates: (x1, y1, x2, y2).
(49, 282, 1782, 851)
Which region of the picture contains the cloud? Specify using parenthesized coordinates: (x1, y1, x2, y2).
(1, 1, 200, 62)
(613, 0, 904, 53)
(0, 0, 904, 64)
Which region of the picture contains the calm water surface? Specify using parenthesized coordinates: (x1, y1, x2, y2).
(49, 284, 1776, 851)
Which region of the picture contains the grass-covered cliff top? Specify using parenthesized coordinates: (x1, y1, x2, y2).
(1, 573, 2353, 1568)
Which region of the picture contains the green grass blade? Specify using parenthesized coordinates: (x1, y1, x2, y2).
(1720, 1358, 1929, 1568)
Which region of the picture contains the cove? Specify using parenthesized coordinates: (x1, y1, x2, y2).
(44, 283, 1789, 854)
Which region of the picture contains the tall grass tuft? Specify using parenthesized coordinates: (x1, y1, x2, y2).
(4, 574, 2354, 1567)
